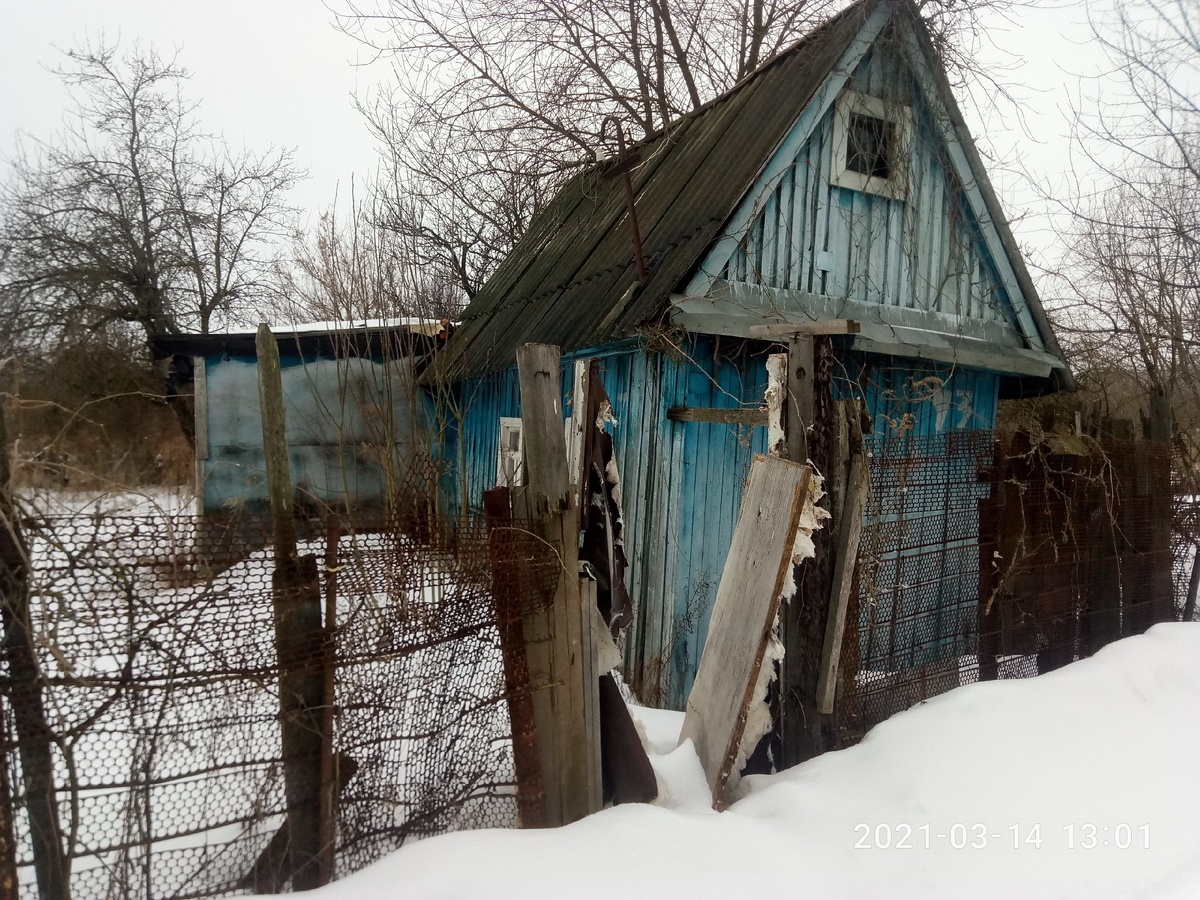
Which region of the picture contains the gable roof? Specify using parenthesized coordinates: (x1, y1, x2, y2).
(431, 0, 1072, 391)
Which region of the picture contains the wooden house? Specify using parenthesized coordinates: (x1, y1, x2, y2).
(427, 0, 1072, 715)
(154, 321, 444, 517)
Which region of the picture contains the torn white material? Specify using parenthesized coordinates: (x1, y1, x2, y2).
(731, 612, 785, 784)
(596, 399, 618, 432)
(789, 470, 832, 578)
(591, 602, 623, 674)
(604, 457, 624, 528)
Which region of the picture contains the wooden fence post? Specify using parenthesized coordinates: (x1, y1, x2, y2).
(483, 488, 548, 828)
(515, 343, 593, 825)
(0, 396, 68, 900)
(256, 324, 324, 890)
(816, 453, 868, 714)
(785, 336, 814, 464)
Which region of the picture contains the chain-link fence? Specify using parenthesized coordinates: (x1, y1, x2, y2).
(1, 509, 558, 899)
(836, 431, 1179, 744)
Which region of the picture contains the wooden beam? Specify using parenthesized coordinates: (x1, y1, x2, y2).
(815, 453, 869, 715)
(667, 406, 768, 426)
(747, 320, 860, 338)
(567, 361, 589, 507)
(483, 487, 548, 829)
(786, 336, 814, 463)
(256, 324, 297, 562)
(671, 283, 1029, 348)
(579, 576, 603, 814)
(568, 360, 604, 816)
(766, 355, 787, 457)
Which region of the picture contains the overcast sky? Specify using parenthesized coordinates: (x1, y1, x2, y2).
(0, 0, 384, 228)
(0, 1, 1112, 262)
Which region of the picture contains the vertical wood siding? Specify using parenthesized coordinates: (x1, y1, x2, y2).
(720, 47, 1022, 336)
(453, 338, 769, 709)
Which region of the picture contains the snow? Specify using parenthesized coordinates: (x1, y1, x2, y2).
(20, 486, 195, 516)
(295, 624, 1200, 900)
(272, 318, 445, 335)
(14, 510, 515, 898)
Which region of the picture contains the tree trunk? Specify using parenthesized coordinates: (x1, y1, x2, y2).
(0, 399, 69, 900)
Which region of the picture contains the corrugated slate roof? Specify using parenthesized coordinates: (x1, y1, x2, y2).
(431, 0, 881, 380)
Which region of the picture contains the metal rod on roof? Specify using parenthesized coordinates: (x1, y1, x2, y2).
(601, 117, 647, 282)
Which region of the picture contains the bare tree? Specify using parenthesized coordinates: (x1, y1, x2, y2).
(0, 40, 300, 351)
(338, 0, 1017, 297)
(1079, 0, 1200, 190)
(1053, 160, 1200, 459)
(274, 188, 462, 325)
(1045, 1, 1200, 458)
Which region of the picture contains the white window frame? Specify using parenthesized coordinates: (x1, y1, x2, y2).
(497, 416, 525, 487)
(832, 90, 913, 201)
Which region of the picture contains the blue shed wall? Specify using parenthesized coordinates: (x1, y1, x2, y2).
(199, 351, 431, 514)
(453, 338, 769, 708)
(708, 43, 1039, 347)
(453, 341, 1001, 709)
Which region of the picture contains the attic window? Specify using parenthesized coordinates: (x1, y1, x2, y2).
(833, 91, 911, 200)
(847, 113, 893, 179)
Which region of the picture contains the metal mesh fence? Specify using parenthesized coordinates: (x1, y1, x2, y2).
(1, 509, 558, 899)
(837, 431, 1179, 744)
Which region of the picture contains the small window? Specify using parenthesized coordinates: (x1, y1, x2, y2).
(497, 417, 524, 487)
(833, 91, 911, 200)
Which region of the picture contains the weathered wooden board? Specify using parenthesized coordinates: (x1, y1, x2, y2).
(816, 452, 869, 715)
(578, 577, 603, 814)
(746, 319, 860, 337)
(666, 406, 768, 426)
(678, 454, 813, 809)
(515, 343, 593, 825)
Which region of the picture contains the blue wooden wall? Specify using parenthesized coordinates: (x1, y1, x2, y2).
(450, 335, 1005, 708)
(451, 338, 769, 708)
(697, 42, 1038, 349)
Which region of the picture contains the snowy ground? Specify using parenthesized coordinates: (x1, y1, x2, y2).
(297, 623, 1200, 900)
(19, 485, 196, 516)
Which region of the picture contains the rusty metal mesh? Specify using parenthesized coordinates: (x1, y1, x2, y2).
(1, 509, 558, 898)
(836, 432, 1179, 745)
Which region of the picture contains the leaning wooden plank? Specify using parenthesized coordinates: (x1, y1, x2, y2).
(678, 454, 816, 810)
(816, 453, 869, 715)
